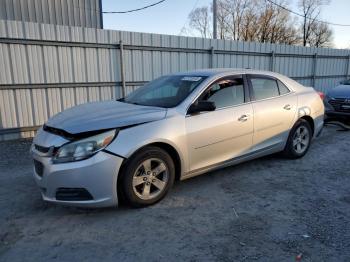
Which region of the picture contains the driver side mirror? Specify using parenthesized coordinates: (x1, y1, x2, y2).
(188, 101, 216, 115)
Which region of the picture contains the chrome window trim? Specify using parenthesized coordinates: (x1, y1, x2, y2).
(248, 91, 296, 104)
(185, 90, 295, 118)
(185, 101, 252, 118)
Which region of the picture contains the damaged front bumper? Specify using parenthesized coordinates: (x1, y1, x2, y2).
(31, 128, 124, 208)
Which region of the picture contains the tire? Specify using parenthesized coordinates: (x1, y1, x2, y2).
(119, 146, 175, 207)
(283, 119, 312, 159)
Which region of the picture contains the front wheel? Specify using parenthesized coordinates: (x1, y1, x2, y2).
(119, 146, 175, 207)
(283, 119, 312, 159)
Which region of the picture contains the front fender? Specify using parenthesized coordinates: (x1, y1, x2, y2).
(105, 115, 189, 175)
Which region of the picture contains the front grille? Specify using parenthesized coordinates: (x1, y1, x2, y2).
(33, 160, 44, 177)
(56, 188, 94, 201)
(34, 144, 50, 154)
(328, 98, 350, 113)
(33, 144, 57, 156)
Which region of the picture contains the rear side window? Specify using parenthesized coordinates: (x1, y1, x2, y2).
(277, 80, 290, 95)
(250, 78, 279, 100)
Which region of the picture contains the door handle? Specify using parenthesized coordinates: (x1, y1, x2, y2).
(238, 114, 249, 122)
(283, 104, 291, 110)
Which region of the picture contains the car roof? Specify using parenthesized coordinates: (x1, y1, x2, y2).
(173, 68, 306, 92)
(174, 68, 282, 78)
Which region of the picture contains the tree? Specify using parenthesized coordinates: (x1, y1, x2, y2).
(187, 0, 300, 45)
(188, 6, 211, 38)
(222, 0, 254, 41)
(298, 0, 332, 46)
(239, 1, 260, 41)
(185, 0, 332, 47)
(265, 1, 300, 44)
(214, 0, 231, 39)
(308, 21, 333, 47)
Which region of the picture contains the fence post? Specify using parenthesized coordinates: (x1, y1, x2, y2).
(119, 40, 126, 97)
(270, 51, 275, 71)
(312, 52, 318, 88)
(210, 46, 215, 68)
(347, 54, 350, 78)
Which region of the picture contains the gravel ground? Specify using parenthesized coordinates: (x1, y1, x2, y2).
(0, 126, 349, 262)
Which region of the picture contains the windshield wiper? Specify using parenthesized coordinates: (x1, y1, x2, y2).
(117, 98, 139, 105)
(129, 102, 144, 106)
(119, 99, 143, 106)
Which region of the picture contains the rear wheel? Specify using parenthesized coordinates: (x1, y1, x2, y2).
(283, 119, 312, 159)
(120, 146, 175, 207)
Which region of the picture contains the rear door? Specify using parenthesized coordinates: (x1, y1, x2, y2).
(247, 74, 297, 151)
(185, 75, 254, 171)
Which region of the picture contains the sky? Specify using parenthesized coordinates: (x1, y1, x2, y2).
(102, 0, 350, 49)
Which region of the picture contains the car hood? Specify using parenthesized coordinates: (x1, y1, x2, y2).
(45, 101, 167, 134)
(327, 85, 350, 98)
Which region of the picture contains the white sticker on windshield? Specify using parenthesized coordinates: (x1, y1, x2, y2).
(181, 76, 202, 81)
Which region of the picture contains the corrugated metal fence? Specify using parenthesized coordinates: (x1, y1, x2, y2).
(0, 19, 350, 140)
(0, 0, 103, 28)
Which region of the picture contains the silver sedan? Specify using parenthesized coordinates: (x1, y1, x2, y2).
(31, 69, 324, 208)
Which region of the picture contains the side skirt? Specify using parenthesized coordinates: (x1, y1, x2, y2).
(180, 144, 283, 181)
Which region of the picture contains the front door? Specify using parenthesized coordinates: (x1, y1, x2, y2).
(185, 76, 254, 172)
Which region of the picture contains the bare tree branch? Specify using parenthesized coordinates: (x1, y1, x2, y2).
(185, 0, 332, 47)
(188, 6, 212, 38)
(298, 0, 331, 46)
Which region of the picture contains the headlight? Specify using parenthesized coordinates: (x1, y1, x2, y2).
(53, 129, 116, 163)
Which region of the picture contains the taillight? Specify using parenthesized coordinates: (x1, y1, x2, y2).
(317, 91, 325, 100)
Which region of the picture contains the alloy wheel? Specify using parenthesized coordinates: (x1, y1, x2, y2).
(132, 158, 169, 200)
(292, 126, 310, 154)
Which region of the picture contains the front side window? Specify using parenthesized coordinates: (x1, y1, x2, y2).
(250, 78, 279, 100)
(124, 75, 207, 108)
(200, 77, 245, 109)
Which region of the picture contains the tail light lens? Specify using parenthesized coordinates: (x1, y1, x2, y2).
(317, 91, 325, 100)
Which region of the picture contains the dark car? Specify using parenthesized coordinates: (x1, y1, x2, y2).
(324, 79, 350, 122)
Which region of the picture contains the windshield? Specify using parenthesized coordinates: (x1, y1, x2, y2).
(123, 75, 207, 108)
